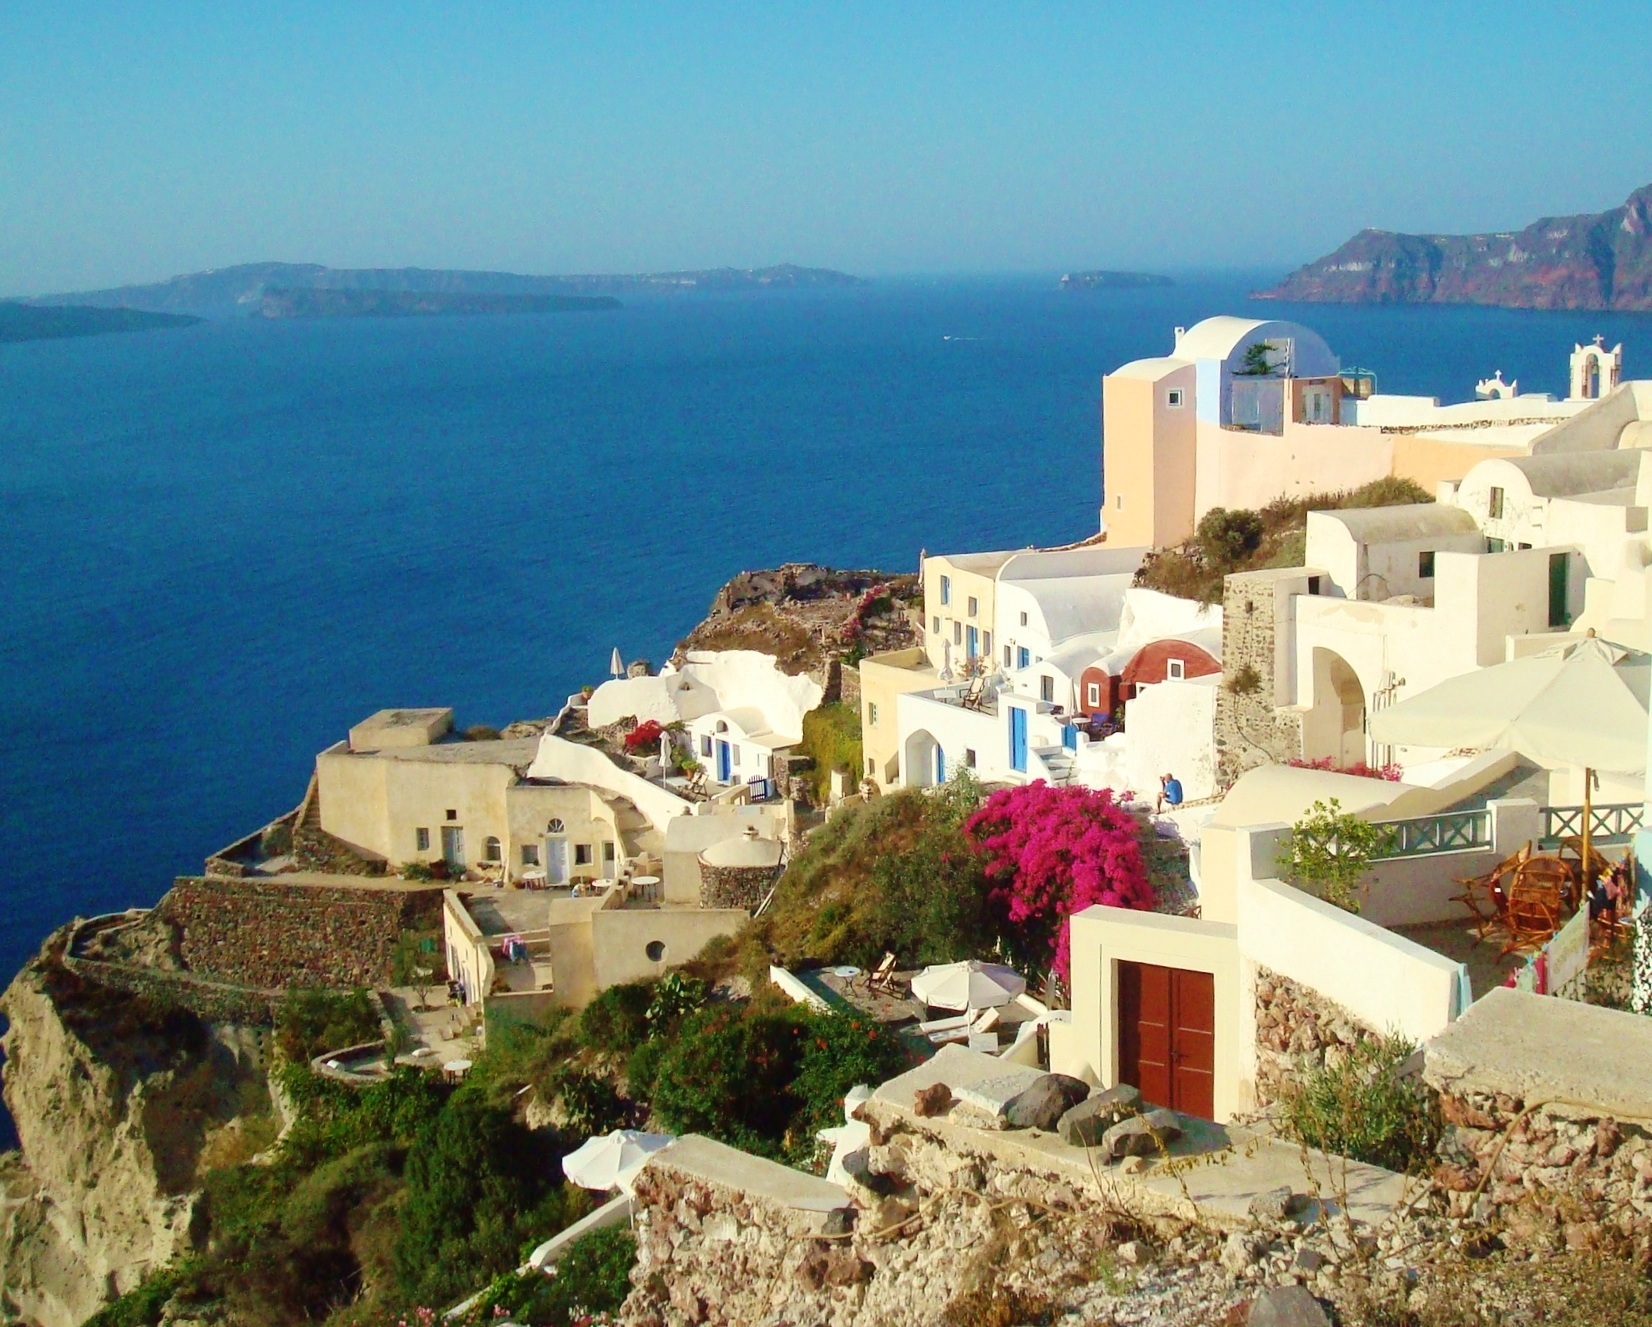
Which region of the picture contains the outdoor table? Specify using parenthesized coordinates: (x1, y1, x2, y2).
(632, 874, 661, 901)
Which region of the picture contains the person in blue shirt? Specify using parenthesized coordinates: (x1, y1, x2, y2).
(1156, 772, 1184, 814)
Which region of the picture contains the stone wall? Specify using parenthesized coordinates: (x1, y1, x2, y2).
(699, 863, 780, 911)
(1214, 571, 1305, 787)
(1424, 987, 1652, 1245)
(1253, 967, 1377, 1107)
(155, 876, 442, 991)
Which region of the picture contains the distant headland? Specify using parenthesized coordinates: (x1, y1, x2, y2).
(16, 262, 864, 320)
(0, 302, 201, 344)
(1058, 270, 1173, 291)
(257, 288, 620, 319)
(1257, 182, 1652, 311)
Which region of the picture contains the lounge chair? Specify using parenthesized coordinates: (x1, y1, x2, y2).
(1451, 843, 1530, 942)
(864, 952, 900, 994)
(1498, 861, 1570, 958)
(959, 674, 987, 712)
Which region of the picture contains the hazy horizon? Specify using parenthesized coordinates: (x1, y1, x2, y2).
(5, 4, 1651, 296)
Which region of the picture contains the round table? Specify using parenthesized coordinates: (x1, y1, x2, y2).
(631, 874, 661, 901)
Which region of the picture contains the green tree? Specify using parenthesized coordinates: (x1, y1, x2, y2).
(1195, 506, 1264, 569)
(1275, 797, 1389, 912)
(1237, 340, 1280, 375)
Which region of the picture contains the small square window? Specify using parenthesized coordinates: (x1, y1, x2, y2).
(1167, 388, 1184, 407)
(868, 702, 879, 726)
(967, 595, 979, 617)
(415, 827, 430, 851)
(1488, 486, 1505, 519)
(1418, 550, 1436, 578)
(575, 844, 593, 866)
(445, 809, 457, 821)
(1306, 577, 1322, 596)
(1167, 659, 1186, 681)
(520, 843, 539, 866)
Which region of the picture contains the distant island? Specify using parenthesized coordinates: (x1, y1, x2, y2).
(16, 262, 864, 320)
(1059, 270, 1173, 291)
(258, 288, 620, 319)
(0, 302, 200, 344)
(1257, 182, 1652, 310)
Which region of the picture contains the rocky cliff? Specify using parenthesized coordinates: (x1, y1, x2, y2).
(0, 929, 272, 1327)
(1258, 182, 1652, 310)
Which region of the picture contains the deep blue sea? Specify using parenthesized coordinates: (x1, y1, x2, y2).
(1, 274, 1647, 1141)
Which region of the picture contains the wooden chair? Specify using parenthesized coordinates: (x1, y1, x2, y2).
(1452, 843, 1530, 941)
(1498, 860, 1570, 958)
(863, 952, 899, 994)
(1558, 835, 1610, 897)
(959, 674, 987, 712)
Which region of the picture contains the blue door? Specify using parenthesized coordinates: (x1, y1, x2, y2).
(716, 740, 732, 782)
(1062, 722, 1079, 751)
(966, 625, 979, 659)
(1009, 707, 1028, 773)
(935, 744, 946, 784)
(1017, 647, 1031, 670)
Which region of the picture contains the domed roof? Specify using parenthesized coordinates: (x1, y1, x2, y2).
(700, 827, 784, 869)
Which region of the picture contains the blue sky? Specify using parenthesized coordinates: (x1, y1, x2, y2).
(3, 2, 1650, 293)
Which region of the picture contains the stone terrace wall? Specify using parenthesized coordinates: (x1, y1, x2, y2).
(1253, 967, 1378, 1107)
(63, 918, 281, 1024)
(699, 863, 780, 911)
(1425, 987, 1652, 1245)
(156, 877, 442, 990)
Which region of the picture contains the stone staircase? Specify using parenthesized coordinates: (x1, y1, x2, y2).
(1037, 748, 1076, 786)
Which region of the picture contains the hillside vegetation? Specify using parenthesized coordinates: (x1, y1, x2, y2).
(1134, 475, 1433, 604)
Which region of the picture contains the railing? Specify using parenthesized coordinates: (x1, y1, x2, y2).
(1540, 802, 1644, 849)
(1373, 809, 1492, 860)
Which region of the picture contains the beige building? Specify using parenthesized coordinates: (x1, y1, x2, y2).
(857, 648, 942, 790)
(922, 551, 1010, 673)
(1100, 315, 1636, 552)
(316, 709, 657, 883)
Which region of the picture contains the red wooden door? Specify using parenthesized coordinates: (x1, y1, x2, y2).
(1118, 961, 1215, 1119)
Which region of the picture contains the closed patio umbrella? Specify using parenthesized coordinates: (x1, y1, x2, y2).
(610, 647, 625, 679)
(910, 960, 1026, 1011)
(561, 1129, 674, 1193)
(1369, 632, 1649, 872)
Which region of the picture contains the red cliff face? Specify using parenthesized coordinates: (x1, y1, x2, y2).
(1257, 184, 1652, 311)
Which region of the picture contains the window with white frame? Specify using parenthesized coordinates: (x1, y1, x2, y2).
(1167, 388, 1184, 407)
(1040, 675, 1054, 703)
(868, 702, 879, 726)
(700, 734, 712, 757)
(520, 843, 539, 866)
(940, 575, 951, 605)
(1167, 658, 1185, 681)
(483, 836, 502, 862)
(967, 595, 978, 617)
(575, 843, 593, 866)
(953, 622, 963, 645)
(1086, 681, 1101, 708)
(932, 615, 941, 634)
(415, 827, 430, 851)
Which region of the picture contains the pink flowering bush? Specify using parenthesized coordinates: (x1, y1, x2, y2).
(964, 783, 1155, 982)
(1286, 755, 1402, 782)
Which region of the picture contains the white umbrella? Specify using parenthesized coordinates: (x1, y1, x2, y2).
(910, 960, 1026, 1011)
(610, 647, 625, 679)
(659, 729, 673, 773)
(561, 1129, 674, 1193)
(1369, 632, 1650, 870)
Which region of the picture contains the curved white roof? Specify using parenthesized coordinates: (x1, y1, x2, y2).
(1171, 316, 1339, 377)
(701, 830, 784, 869)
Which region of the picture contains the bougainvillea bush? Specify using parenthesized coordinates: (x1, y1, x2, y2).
(623, 719, 666, 752)
(964, 783, 1155, 981)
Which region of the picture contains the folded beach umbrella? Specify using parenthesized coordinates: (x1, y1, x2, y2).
(561, 1129, 674, 1193)
(910, 959, 1026, 1011)
(610, 647, 625, 679)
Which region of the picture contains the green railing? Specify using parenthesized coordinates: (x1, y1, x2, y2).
(1540, 802, 1644, 849)
(1373, 809, 1492, 860)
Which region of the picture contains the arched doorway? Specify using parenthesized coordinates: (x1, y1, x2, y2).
(1309, 649, 1367, 768)
(904, 730, 943, 788)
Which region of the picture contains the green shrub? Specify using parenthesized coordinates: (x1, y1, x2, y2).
(625, 1038, 667, 1100)
(463, 1226, 637, 1326)
(578, 981, 654, 1054)
(1276, 797, 1389, 913)
(274, 988, 379, 1063)
(548, 1067, 629, 1137)
(1195, 506, 1264, 568)
(399, 860, 435, 880)
(82, 1261, 201, 1327)
(394, 1086, 590, 1306)
(799, 702, 864, 803)
(789, 1007, 908, 1141)
(646, 970, 708, 1033)
(650, 1005, 808, 1153)
(1280, 1033, 1440, 1174)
